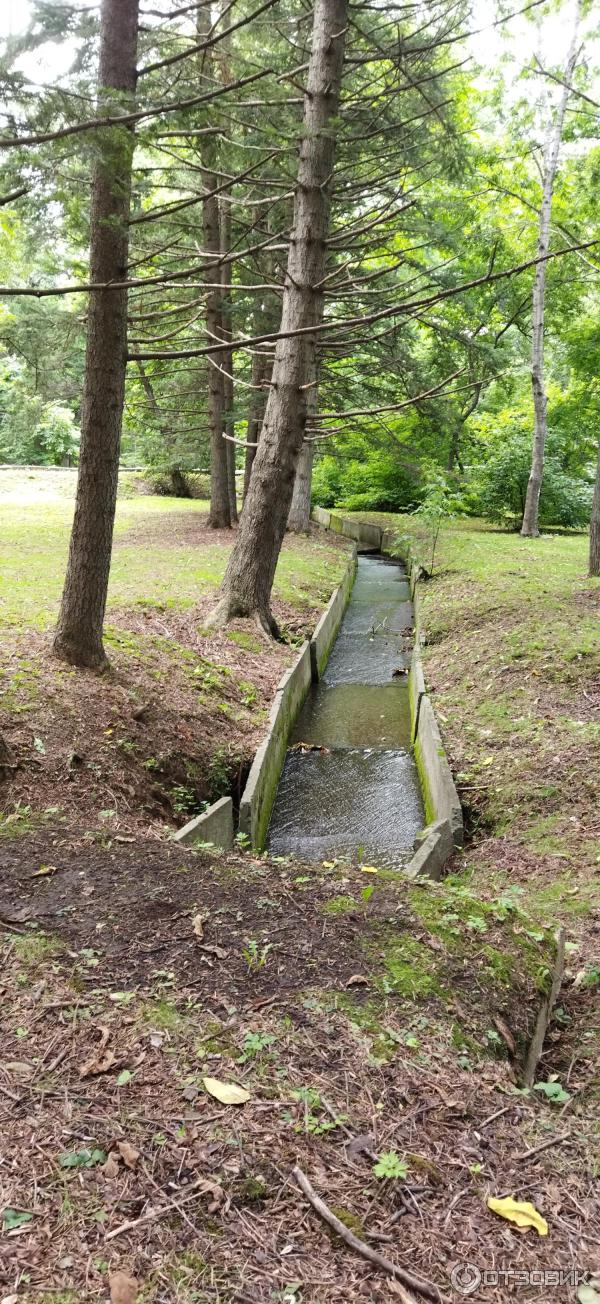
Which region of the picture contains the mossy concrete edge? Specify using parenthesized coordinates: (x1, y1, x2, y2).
(311, 546, 357, 679)
(239, 548, 358, 850)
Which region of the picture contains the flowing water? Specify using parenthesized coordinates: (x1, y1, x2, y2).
(267, 554, 423, 868)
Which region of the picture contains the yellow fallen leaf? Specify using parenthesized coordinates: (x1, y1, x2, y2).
(487, 1195, 548, 1236)
(203, 1077, 251, 1105)
(322, 861, 336, 868)
(31, 864, 58, 878)
(361, 866, 378, 874)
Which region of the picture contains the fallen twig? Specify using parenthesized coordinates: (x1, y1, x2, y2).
(515, 1131, 572, 1162)
(105, 1177, 210, 1241)
(292, 1164, 441, 1303)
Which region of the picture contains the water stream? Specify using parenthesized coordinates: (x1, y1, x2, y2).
(267, 554, 423, 868)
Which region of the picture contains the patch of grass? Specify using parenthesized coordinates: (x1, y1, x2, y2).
(226, 630, 262, 653)
(0, 481, 347, 631)
(12, 930, 62, 968)
(321, 894, 358, 915)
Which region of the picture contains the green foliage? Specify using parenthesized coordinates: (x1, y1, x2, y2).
(411, 474, 465, 573)
(3, 1208, 33, 1231)
(0, 367, 79, 465)
(58, 1148, 106, 1168)
(533, 1080, 570, 1105)
(373, 1151, 409, 1180)
(313, 445, 420, 513)
(477, 432, 591, 529)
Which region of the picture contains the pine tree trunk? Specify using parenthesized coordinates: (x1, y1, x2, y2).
(242, 350, 272, 500)
(521, 1, 581, 538)
(208, 0, 348, 630)
(288, 440, 315, 532)
(589, 434, 600, 577)
(204, 161, 230, 528)
(288, 350, 317, 532)
(53, 0, 139, 669)
(220, 199, 238, 523)
(199, 12, 230, 531)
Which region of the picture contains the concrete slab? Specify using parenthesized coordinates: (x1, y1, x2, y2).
(174, 796, 234, 850)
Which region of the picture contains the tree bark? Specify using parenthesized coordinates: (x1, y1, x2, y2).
(288, 349, 318, 531)
(199, 11, 230, 531)
(242, 349, 273, 500)
(53, 0, 139, 669)
(589, 434, 600, 577)
(208, 0, 348, 630)
(288, 439, 315, 531)
(521, 0, 581, 538)
(220, 198, 238, 523)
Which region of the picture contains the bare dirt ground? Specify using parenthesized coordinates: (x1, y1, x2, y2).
(0, 838, 598, 1304)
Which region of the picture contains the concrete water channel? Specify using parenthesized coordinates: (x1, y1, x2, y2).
(266, 553, 424, 868)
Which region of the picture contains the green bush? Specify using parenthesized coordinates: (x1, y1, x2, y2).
(141, 468, 211, 499)
(478, 433, 591, 529)
(313, 451, 420, 513)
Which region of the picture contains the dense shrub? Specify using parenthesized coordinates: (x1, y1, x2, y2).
(141, 468, 211, 499)
(313, 450, 420, 512)
(477, 433, 592, 528)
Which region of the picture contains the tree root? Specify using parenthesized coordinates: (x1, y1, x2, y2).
(205, 596, 282, 641)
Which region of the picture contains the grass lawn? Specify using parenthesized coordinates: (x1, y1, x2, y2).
(0, 472, 349, 836)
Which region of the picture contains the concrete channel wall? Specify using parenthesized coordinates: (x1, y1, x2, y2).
(238, 547, 358, 849)
(174, 795, 234, 850)
(310, 510, 463, 879)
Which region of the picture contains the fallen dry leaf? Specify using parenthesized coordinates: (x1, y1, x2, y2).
(493, 1015, 516, 1055)
(79, 1026, 116, 1078)
(346, 1132, 376, 1161)
(487, 1195, 548, 1236)
(203, 1076, 251, 1105)
(109, 1270, 139, 1304)
(201, 944, 227, 959)
(346, 974, 369, 988)
(80, 1048, 116, 1079)
(30, 864, 59, 878)
(117, 1141, 139, 1169)
(102, 1153, 120, 1180)
(192, 910, 209, 939)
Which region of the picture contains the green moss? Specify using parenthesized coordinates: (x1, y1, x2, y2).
(137, 998, 187, 1033)
(481, 945, 515, 988)
(321, 894, 358, 915)
(330, 1206, 365, 1237)
(366, 929, 444, 1000)
(226, 630, 262, 653)
(12, 930, 62, 968)
(237, 1176, 268, 1203)
(413, 735, 436, 826)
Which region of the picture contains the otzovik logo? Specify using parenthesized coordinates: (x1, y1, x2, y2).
(450, 1263, 481, 1295)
